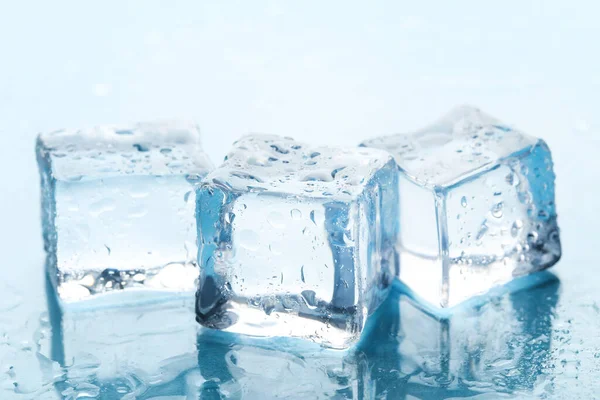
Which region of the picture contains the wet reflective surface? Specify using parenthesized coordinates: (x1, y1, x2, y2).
(1, 256, 597, 399)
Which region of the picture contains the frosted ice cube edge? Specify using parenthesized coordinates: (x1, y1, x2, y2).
(361, 105, 561, 307)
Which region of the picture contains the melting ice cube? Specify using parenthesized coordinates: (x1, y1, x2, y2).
(36, 121, 213, 302)
(362, 106, 561, 307)
(196, 134, 399, 348)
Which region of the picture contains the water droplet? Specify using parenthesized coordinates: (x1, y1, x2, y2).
(309, 209, 325, 226)
(269, 242, 282, 255)
(476, 222, 489, 241)
(270, 144, 289, 154)
(491, 202, 504, 218)
(89, 198, 116, 217)
(302, 171, 333, 182)
(331, 167, 346, 179)
(461, 196, 468, 208)
(300, 266, 305, 283)
(186, 174, 204, 185)
(231, 171, 263, 183)
(267, 211, 285, 229)
(128, 205, 148, 218)
(290, 209, 302, 219)
(132, 143, 149, 152)
(247, 156, 271, 167)
(518, 191, 532, 205)
(527, 231, 539, 244)
(417, 132, 453, 148)
(511, 220, 523, 237)
(129, 187, 150, 199)
(238, 230, 259, 251)
(224, 212, 235, 224)
(160, 148, 172, 154)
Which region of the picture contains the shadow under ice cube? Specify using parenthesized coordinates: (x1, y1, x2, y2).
(361, 106, 561, 307)
(196, 135, 399, 348)
(36, 121, 213, 302)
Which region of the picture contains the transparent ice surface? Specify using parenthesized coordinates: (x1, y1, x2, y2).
(196, 135, 399, 348)
(36, 121, 213, 302)
(361, 106, 561, 307)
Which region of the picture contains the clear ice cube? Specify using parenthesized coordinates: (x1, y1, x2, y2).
(196, 135, 398, 348)
(36, 121, 213, 302)
(361, 106, 561, 307)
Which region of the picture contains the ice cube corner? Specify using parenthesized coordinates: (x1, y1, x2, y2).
(361, 106, 561, 308)
(195, 134, 399, 348)
(36, 121, 213, 303)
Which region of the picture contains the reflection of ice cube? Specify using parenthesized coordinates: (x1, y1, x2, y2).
(36, 121, 213, 302)
(195, 331, 369, 399)
(196, 135, 399, 348)
(362, 106, 561, 307)
(45, 272, 200, 399)
(367, 273, 559, 396)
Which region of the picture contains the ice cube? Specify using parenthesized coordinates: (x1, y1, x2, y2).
(196, 135, 399, 348)
(36, 121, 213, 302)
(361, 106, 561, 307)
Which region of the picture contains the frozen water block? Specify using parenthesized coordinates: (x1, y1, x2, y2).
(361, 106, 561, 307)
(36, 121, 213, 302)
(196, 135, 399, 348)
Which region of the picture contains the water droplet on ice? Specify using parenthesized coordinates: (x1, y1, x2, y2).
(224, 212, 235, 224)
(491, 202, 504, 218)
(89, 198, 116, 217)
(267, 211, 285, 229)
(476, 222, 489, 241)
(238, 230, 259, 251)
(290, 209, 302, 219)
(461, 196, 468, 208)
(511, 220, 523, 237)
(269, 242, 282, 255)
